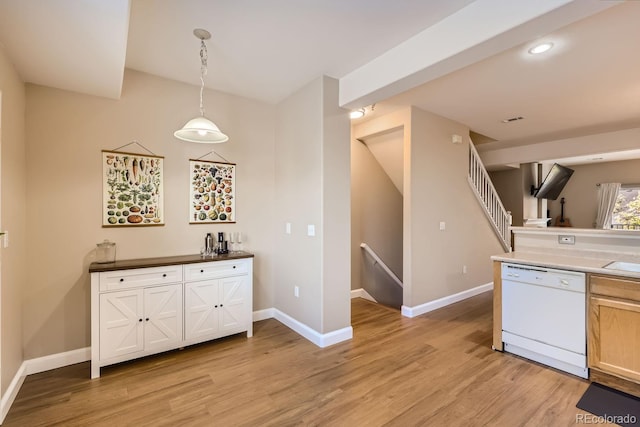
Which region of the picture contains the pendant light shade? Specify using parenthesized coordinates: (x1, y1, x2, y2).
(175, 29, 229, 144)
(174, 116, 229, 143)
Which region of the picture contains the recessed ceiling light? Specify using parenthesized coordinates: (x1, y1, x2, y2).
(350, 108, 365, 119)
(528, 42, 554, 55)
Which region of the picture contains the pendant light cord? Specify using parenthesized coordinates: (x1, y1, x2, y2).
(199, 39, 208, 117)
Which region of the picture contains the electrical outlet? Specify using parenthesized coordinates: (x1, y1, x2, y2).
(294, 286, 299, 298)
(463, 265, 468, 274)
(307, 224, 315, 236)
(439, 222, 446, 231)
(558, 235, 575, 245)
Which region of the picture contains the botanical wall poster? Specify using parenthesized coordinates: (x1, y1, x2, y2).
(189, 160, 236, 223)
(102, 150, 164, 226)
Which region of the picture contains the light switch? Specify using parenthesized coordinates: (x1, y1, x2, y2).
(439, 222, 446, 231)
(285, 222, 291, 234)
(307, 224, 315, 236)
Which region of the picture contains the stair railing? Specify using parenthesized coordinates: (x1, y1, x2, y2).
(468, 140, 512, 252)
(360, 243, 403, 288)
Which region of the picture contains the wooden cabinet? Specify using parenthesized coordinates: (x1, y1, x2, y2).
(90, 254, 253, 378)
(588, 274, 640, 396)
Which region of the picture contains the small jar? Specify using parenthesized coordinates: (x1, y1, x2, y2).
(96, 240, 116, 263)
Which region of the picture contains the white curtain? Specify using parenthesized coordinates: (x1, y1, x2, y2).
(595, 183, 621, 229)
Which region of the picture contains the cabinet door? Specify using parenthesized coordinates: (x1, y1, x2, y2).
(185, 280, 219, 340)
(100, 289, 144, 360)
(589, 295, 640, 382)
(219, 276, 247, 333)
(144, 284, 182, 352)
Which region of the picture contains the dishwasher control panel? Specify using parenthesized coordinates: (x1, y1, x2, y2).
(501, 263, 585, 293)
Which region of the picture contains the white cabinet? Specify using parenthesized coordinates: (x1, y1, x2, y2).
(90, 254, 253, 378)
(99, 284, 182, 360)
(99, 289, 144, 359)
(183, 261, 251, 345)
(184, 276, 248, 343)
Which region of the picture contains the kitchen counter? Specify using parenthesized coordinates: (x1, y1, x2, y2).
(89, 251, 254, 273)
(491, 251, 640, 280)
(492, 227, 640, 394)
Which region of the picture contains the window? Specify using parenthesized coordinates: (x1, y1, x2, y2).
(611, 186, 640, 230)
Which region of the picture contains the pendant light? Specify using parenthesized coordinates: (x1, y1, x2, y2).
(174, 29, 229, 143)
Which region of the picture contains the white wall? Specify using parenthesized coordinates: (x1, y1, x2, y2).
(547, 159, 640, 228)
(351, 107, 502, 308)
(489, 168, 524, 227)
(478, 128, 640, 170)
(23, 69, 276, 359)
(492, 159, 640, 229)
(274, 76, 350, 334)
(320, 77, 351, 333)
(350, 137, 403, 291)
(0, 44, 27, 396)
(406, 107, 502, 306)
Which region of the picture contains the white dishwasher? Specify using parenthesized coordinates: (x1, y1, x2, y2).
(501, 263, 587, 378)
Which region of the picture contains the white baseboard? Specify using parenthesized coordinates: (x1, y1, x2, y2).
(253, 308, 275, 322)
(273, 309, 352, 348)
(401, 282, 493, 318)
(0, 347, 91, 424)
(350, 288, 377, 302)
(24, 347, 91, 376)
(0, 362, 26, 424)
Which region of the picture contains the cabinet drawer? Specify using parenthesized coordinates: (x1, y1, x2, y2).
(99, 265, 183, 292)
(590, 274, 640, 301)
(184, 260, 248, 281)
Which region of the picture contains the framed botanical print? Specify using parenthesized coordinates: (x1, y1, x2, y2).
(189, 160, 236, 223)
(102, 150, 164, 226)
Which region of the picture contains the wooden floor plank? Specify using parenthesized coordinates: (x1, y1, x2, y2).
(4, 292, 604, 426)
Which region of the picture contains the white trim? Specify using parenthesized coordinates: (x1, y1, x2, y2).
(1, 347, 92, 423)
(401, 282, 493, 318)
(0, 362, 26, 424)
(350, 288, 377, 302)
(253, 308, 275, 322)
(24, 347, 91, 376)
(360, 243, 403, 288)
(273, 309, 352, 348)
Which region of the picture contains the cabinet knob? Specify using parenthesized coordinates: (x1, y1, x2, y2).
(120, 278, 124, 282)
(214, 305, 218, 308)
(138, 318, 143, 322)
(145, 318, 150, 322)
(233, 266, 236, 269)
(220, 304, 223, 307)
(200, 269, 204, 273)
(162, 273, 167, 278)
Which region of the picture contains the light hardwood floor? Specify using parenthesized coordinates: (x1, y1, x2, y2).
(5, 292, 599, 426)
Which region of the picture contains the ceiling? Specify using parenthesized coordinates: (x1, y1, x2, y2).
(0, 0, 638, 167)
(371, 0, 640, 146)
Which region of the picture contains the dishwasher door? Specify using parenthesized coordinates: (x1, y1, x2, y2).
(502, 264, 586, 355)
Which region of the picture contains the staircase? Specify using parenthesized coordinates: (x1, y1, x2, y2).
(360, 243, 403, 309)
(468, 140, 512, 252)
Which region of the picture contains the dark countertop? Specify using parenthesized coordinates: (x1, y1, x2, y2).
(89, 251, 254, 273)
